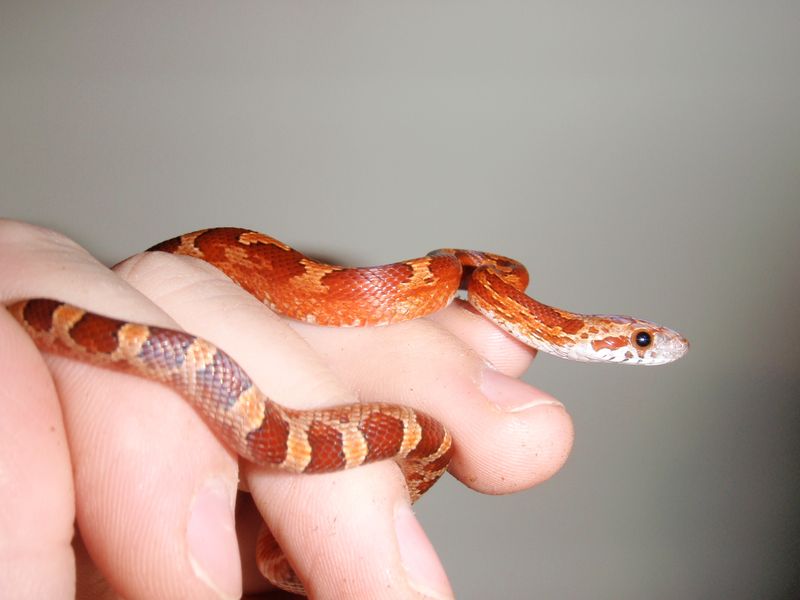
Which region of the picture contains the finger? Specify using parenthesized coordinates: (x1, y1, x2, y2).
(0, 220, 242, 599)
(0, 308, 75, 598)
(235, 492, 321, 600)
(117, 251, 454, 599)
(249, 465, 451, 599)
(427, 299, 537, 377)
(291, 312, 574, 495)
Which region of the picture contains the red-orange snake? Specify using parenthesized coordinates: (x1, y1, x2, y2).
(7, 227, 688, 594)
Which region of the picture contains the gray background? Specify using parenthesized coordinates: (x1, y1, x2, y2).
(2, 2, 799, 599)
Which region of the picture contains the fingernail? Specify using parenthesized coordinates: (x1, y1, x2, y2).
(480, 367, 564, 412)
(394, 501, 453, 599)
(187, 478, 241, 599)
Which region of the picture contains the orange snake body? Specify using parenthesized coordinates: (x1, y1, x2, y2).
(7, 227, 688, 594)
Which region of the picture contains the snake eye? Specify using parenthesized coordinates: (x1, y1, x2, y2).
(633, 330, 653, 348)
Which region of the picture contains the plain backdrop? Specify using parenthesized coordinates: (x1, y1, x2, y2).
(2, 2, 799, 599)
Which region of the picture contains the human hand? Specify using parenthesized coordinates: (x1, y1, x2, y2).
(0, 220, 574, 599)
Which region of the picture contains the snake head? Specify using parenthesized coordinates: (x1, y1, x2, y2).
(572, 315, 689, 365)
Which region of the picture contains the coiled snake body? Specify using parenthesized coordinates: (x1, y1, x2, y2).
(7, 228, 688, 594)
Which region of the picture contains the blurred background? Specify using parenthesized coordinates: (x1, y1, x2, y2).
(2, 2, 798, 598)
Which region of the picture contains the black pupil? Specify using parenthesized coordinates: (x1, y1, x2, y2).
(635, 331, 652, 347)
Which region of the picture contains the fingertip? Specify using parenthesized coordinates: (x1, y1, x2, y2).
(427, 300, 536, 377)
(187, 478, 242, 600)
(450, 402, 574, 495)
(480, 367, 563, 412)
(443, 370, 574, 495)
(394, 501, 453, 600)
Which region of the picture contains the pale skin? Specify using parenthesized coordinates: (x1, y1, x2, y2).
(0, 220, 574, 599)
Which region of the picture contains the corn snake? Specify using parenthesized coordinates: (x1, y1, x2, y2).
(7, 227, 688, 595)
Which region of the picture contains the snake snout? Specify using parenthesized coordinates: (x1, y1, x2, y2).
(640, 325, 689, 365)
(660, 329, 690, 361)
